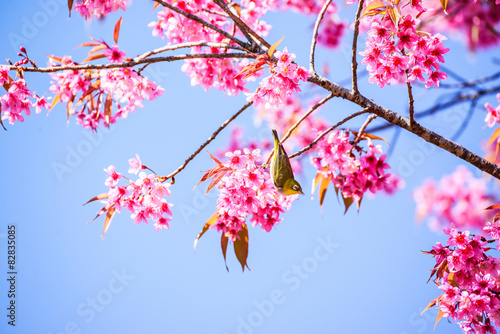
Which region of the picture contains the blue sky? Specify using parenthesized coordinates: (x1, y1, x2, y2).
(1, 1, 499, 333)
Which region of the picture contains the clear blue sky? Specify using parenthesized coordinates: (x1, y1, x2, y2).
(1, 1, 498, 333)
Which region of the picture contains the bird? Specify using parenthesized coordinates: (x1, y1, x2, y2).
(270, 129, 304, 196)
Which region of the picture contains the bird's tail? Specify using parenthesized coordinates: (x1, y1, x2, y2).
(272, 129, 279, 149)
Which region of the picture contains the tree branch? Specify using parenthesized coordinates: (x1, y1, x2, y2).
(309, 0, 332, 75)
(134, 42, 247, 61)
(8, 53, 254, 73)
(308, 73, 500, 179)
(153, 0, 252, 51)
(351, 0, 365, 94)
(352, 114, 377, 147)
(212, 0, 270, 49)
(406, 80, 415, 127)
(164, 101, 253, 181)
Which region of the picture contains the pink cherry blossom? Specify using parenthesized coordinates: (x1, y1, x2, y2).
(414, 166, 496, 232)
(485, 94, 500, 128)
(104, 45, 126, 63)
(128, 154, 144, 174)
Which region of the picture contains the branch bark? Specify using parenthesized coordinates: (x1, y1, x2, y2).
(308, 73, 500, 179)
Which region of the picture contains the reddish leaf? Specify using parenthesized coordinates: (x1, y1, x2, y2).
(342, 193, 354, 214)
(487, 127, 500, 147)
(268, 35, 285, 58)
(81, 53, 106, 64)
(434, 309, 445, 330)
(440, 0, 448, 13)
(47, 55, 64, 64)
(319, 174, 331, 208)
(75, 42, 101, 49)
(48, 94, 61, 115)
(88, 44, 108, 56)
(68, 0, 74, 17)
(447, 272, 458, 287)
(234, 225, 249, 271)
(104, 93, 112, 127)
(101, 207, 116, 239)
(484, 204, 500, 211)
(361, 0, 386, 17)
(206, 171, 226, 194)
(194, 212, 219, 252)
(76, 79, 101, 107)
(153, 1, 161, 10)
(221, 234, 229, 271)
(386, 6, 400, 29)
(66, 95, 75, 123)
(207, 150, 223, 165)
(420, 298, 438, 316)
(83, 193, 109, 206)
(352, 130, 390, 145)
(113, 17, 123, 44)
(88, 206, 108, 224)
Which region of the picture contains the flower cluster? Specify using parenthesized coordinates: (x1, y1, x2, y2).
(311, 130, 397, 205)
(424, 226, 500, 333)
(246, 48, 309, 109)
(49, 56, 164, 132)
(181, 48, 254, 96)
(485, 94, 500, 128)
(74, 0, 128, 19)
(360, 14, 449, 88)
(413, 166, 495, 232)
(148, 0, 272, 95)
(0, 66, 50, 125)
(100, 155, 174, 233)
(421, 0, 500, 50)
(211, 149, 297, 241)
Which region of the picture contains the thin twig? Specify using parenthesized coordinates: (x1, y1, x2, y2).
(153, 0, 251, 50)
(164, 102, 253, 180)
(406, 80, 415, 127)
(351, 0, 365, 94)
(8, 53, 254, 73)
(309, 0, 332, 75)
(289, 109, 370, 159)
(134, 42, 246, 61)
(352, 114, 377, 147)
(439, 71, 500, 89)
(212, 0, 270, 49)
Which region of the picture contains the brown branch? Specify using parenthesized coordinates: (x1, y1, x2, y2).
(134, 42, 246, 61)
(8, 53, 254, 73)
(406, 79, 415, 127)
(289, 109, 370, 159)
(212, 0, 270, 49)
(164, 101, 253, 180)
(368, 85, 500, 132)
(309, 0, 332, 75)
(308, 73, 500, 180)
(351, 0, 365, 94)
(352, 114, 377, 147)
(153, 0, 252, 50)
